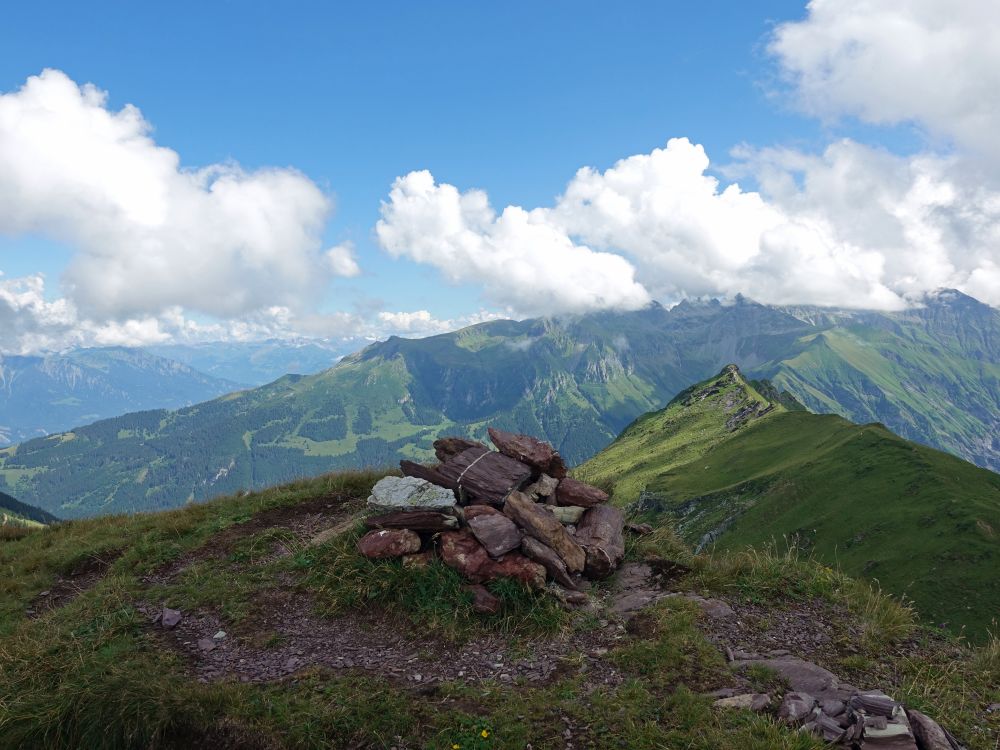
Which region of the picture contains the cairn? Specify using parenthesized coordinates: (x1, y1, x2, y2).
(356, 428, 628, 611)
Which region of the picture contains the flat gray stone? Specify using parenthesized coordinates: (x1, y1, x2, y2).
(161, 606, 182, 629)
(735, 656, 841, 699)
(367, 476, 456, 512)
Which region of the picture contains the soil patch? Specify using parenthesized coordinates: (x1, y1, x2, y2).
(140, 590, 627, 689)
(145, 494, 361, 584)
(28, 548, 122, 616)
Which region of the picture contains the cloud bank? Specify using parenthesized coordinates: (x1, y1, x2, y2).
(376, 138, 1000, 312)
(770, 0, 1000, 162)
(0, 69, 359, 321)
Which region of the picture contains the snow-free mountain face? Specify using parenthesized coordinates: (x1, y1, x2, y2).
(0, 348, 241, 446)
(145, 338, 372, 386)
(1, 292, 997, 520)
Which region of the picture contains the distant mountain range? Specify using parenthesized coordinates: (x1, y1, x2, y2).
(577, 365, 1000, 641)
(146, 338, 370, 386)
(1, 290, 997, 519)
(0, 348, 242, 447)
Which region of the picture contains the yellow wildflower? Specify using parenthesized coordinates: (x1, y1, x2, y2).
(480, 729, 490, 738)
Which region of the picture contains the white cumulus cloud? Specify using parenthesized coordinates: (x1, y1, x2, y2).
(770, 0, 1000, 162)
(0, 69, 358, 322)
(377, 137, 1000, 311)
(375, 170, 652, 315)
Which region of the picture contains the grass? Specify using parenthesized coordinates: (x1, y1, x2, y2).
(298, 526, 566, 639)
(579, 366, 1000, 642)
(0, 469, 997, 748)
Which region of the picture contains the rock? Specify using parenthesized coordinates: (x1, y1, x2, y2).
(713, 693, 771, 711)
(503, 491, 585, 573)
(487, 427, 567, 478)
(439, 529, 492, 583)
(545, 505, 585, 524)
(546, 583, 590, 607)
(524, 473, 560, 499)
(735, 657, 840, 699)
(434, 436, 488, 462)
(850, 692, 900, 718)
(435, 447, 534, 506)
(684, 595, 735, 620)
(439, 529, 546, 589)
(820, 698, 846, 717)
(310, 515, 362, 546)
(555, 477, 609, 508)
(464, 584, 501, 614)
(365, 510, 458, 532)
(367, 476, 456, 513)
(357, 529, 422, 559)
(213, 630, 227, 640)
(574, 504, 626, 579)
(486, 553, 547, 590)
(778, 691, 816, 724)
(197, 638, 217, 652)
(521, 536, 578, 589)
(750, 693, 772, 712)
(467, 512, 522, 557)
(462, 504, 499, 520)
(399, 460, 454, 488)
(161, 606, 182, 629)
(625, 522, 654, 536)
(610, 589, 670, 617)
(402, 551, 435, 569)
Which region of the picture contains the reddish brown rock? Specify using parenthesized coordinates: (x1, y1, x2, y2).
(365, 510, 458, 532)
(467, 511, 522, 557)
(464, 584, 501, 614)
(435, 447, 533, 505)
(463, 505, 501, 521)
(439, 529, 492, 583)
(503, 491, 585, 573)
(521, 536, 578, 590)
(434, 436, 488, 462)
(357, 529, 421, 559)
(487, 552, 546, 590)
(555, 477, 609, 508)
(574, 504, 625, 579)
(487, 427, 567, 478)
(438, 530, 545, 589)
(399, 460, 456, 490)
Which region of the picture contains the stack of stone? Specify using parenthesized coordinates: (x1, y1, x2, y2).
(356, 428, 628, 609)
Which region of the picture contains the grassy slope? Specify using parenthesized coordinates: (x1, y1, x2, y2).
(575, 365, 781, 504)
(0, 490, 57, 531)
(578, 367, 1000, 641)
(0, 471, 996, 749)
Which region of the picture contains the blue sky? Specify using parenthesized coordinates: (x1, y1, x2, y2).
(1, 1, 998, 351)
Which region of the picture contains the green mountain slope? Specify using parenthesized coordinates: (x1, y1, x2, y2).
(578, 367, 1000, 640)
(0, 489, 58, 527)
(1, 292, 997, 520)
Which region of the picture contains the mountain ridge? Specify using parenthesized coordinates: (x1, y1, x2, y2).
(1, 292, 997, 519)
(577, 365, 1000, 640)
